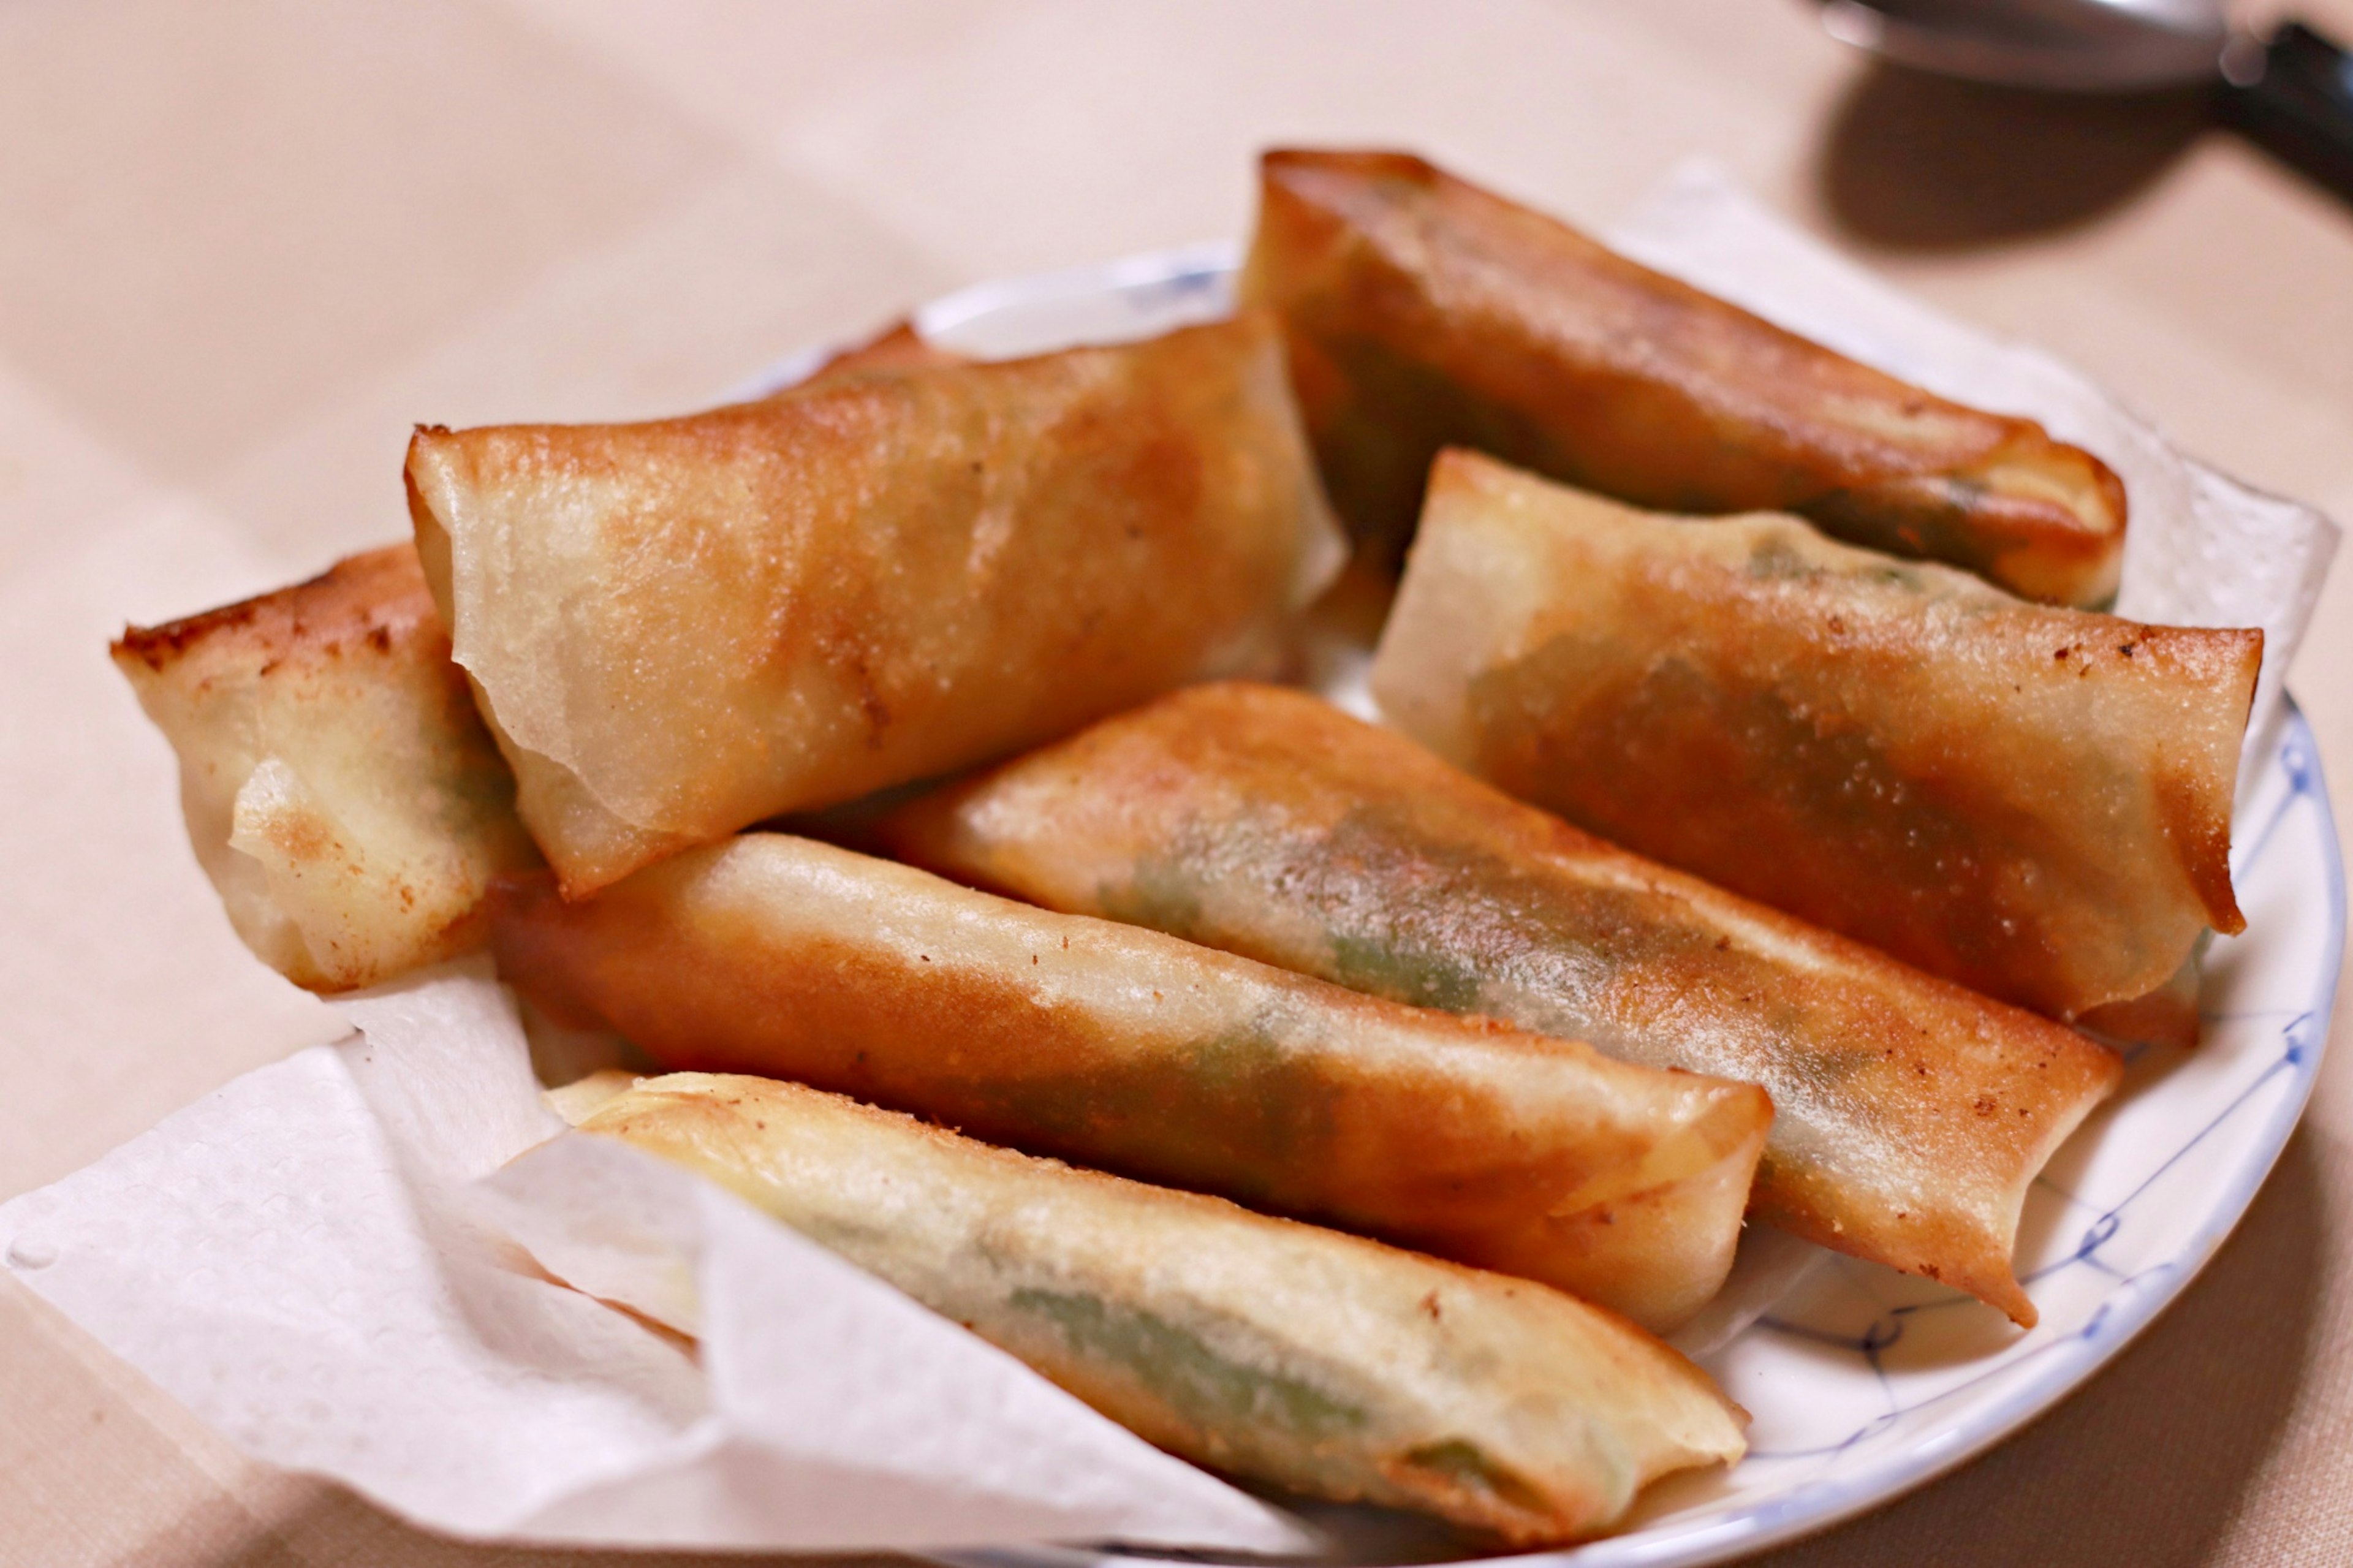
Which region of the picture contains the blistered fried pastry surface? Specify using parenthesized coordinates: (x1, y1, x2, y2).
(492, 833, 1771, 1331)
(572, 1072, 1748, 1543)
(1241, 148, 2126, 605)
(111, 545, 539, 991)
(1372, 451, 2258, 1021)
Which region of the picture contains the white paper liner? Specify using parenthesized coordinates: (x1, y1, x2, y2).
(6, 168, 2338, 1557)
(0, 963, 1306, 1555)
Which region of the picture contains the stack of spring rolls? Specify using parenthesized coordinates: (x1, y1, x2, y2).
(109, 148, 2264, 1547)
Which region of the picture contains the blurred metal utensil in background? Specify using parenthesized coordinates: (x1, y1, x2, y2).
(1817, 1, 2353, 197)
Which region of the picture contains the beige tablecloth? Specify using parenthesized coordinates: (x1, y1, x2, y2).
(4, 2, 2349, 1562)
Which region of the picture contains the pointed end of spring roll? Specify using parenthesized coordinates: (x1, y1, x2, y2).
(1958, 1089, 2117, 1333)
(1529, 1074, 1775, 1335)
(406, 432, 693, 902)
(2169, 624, 2263, 941)
(1754, 1023, 2126, 1331)
(2077, 946, 2205, 1050)
(110, 544, 539, 992)
(1803, 430, 2129, 609)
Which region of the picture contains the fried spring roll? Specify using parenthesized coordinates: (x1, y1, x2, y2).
(569, 1072, 1747, 1543)
(879, 683, 2125, 1326)
(407, 312, 1345, 898)
(1241, 148, 2126, 605)
(1372, 450, 2259, 1021)
(110, 546, 539, 991)
(105, 331, 961, 993)
(491, 834, 1772, 1331)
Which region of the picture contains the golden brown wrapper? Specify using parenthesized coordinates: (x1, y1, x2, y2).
(1240, 148, 2126, 605)
(491, 833, 1772, 1331)
(407, 312, 1344, 897)
(572, 1072, 1748, 1544)
(2075, 950, 2205, 1051)
(104, 328, 972, 992)
(1373, 450, 2259, 1023)
(880, 683, 2125, 1326)
(110, 546, 540, 991)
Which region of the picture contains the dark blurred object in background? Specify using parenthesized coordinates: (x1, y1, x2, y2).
(1819, 66, 2207, 246)
(1816, 2, 2353, 211)
(2221, 22, 2353, 199)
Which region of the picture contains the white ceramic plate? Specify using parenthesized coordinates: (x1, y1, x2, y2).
(753, 249, 2344, 1568)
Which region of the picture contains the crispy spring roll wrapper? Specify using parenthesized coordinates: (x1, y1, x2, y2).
(110, 546, 540, 991)
(2075, 949, 2205, 1051)
(407, 312, 1345, 898)
(880, 683, 2125, 1326)
(1373, 450, 2259, 1022)
(491, 833, 1772, 1331)
(1241, 148, 2126, 605)
(565, 1072, 1747, 1544)
(101, 335, 960, 993)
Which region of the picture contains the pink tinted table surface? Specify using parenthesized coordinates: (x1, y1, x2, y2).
(2, 3, 2349, 1564)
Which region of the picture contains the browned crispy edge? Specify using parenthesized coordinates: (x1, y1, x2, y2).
(112, 543, 439, 678)
(1249, 146, 2128, 605)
